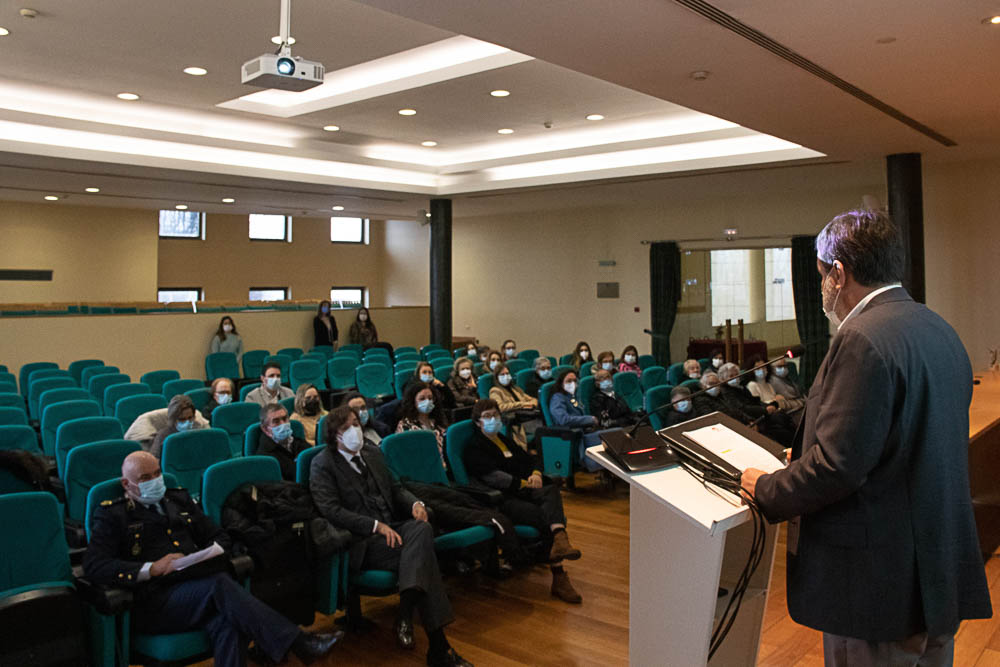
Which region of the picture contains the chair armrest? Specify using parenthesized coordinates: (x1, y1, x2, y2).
(229, 554, 254, 580)
(535, 425, 582, 440)
(74, 576, 133, 615)
(453, 485, 503, 506)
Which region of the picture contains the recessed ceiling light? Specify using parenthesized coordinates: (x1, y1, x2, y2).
(421, 141, 438, 147)
(270, 36, 296, 44)
(985, 15, 1000, 24)
(322, 125, 340, 132)
(175, 204, 188, 210)
(44, 195, 59, 201)
(490, 89, 510, 97)
(398, 108, 417, 116)
(183, 66, 208, 76)
(586, 114, 605, 121)
(221, 198, 235, 203)
(497, 128, 514, 134)
(84, 187, 100, 193)
(116, 92, 140, 101)
(425, 212, 432, 218)
(0, 27, 9, 36)
(332, 205, 345, 211)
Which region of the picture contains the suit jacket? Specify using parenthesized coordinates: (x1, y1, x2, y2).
(754, 288, 991, 640)
(257, 432, 311, 481)
(464, 428, 541, 494)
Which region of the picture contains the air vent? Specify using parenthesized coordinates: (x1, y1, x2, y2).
(0, 269, 53, 281)
(244, 60, 261, 76)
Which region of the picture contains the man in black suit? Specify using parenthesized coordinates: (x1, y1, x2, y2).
(83, 451, 341, 667)
(743, 209, 991, 665)
(310, 406, 473, 667)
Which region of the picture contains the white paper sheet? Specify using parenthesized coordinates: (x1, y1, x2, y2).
(172, 541, 225, 571)
(681, 424, 785, 474)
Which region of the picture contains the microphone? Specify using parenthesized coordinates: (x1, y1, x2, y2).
(642, 328, 672, 340)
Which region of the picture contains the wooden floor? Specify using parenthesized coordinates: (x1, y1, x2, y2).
(193, 472, 1000, 666)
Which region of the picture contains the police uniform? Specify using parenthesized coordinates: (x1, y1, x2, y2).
(83, 487, 301, 667)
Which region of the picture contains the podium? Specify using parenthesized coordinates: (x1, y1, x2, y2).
(587, 428, 780, 666)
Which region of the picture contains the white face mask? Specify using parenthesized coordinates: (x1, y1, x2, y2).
(822, 266, 843, 328)
(359, 313, 368, 322)
(459, 368, 473, 379)
(564, 382, 577, 394)
(222, 324, 233, 333)
(688, 371, 700, 379)
(774, 366, 789, 378)
(504, 348, 516, 358)
(712, 358, 722, 369)
(578, 350, 589, 360)
(338, 425, 364, 452)
(497, 373, 512, 386)
(624, 354, 636, 364)
(265, 376, 281, 391)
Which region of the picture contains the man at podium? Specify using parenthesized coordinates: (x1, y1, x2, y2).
(742, 209, 991, 666)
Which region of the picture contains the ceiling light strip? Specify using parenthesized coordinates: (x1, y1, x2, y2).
(671, 0, 957, 146)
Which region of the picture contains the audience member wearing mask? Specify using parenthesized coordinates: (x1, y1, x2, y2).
(342, 391, 390, 445)
(209, 316, 243, 359)
(478, 350, 504, 378)
(447, 358, 479, 408)
(348, 307, 378, 347)
(592, 351, 616, 376)
(403, 362, 456, 412)
(618, 345, 642, 377)
(746, 357, 792, 410)
(661, 385, 695, 428)
(396, 383, 450, 464)
(201, 377, 234, 420)
(290, 383, 327, 446)
(717, 363, 796, 447)
(683, 358, 702, 381)
(501, 339, 518, 360)
(569, 341, 592, 371)
(150, 394, 204, 458)
(488, 362, 540, 450)
(463, 399, 583, 604)
(245, 362, 294, 406)
(257, 403, 311, 481)
(313, 300, 339, 349)
(589, 369, 636, 428)
(548, 370, 611, 473)
(691, 372, 727, 418)
(766, 358, 806, 423)
(525, 357, 554, 399)
(709, 348, 725, 372)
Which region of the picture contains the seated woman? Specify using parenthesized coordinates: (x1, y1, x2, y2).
(464, 343, 480, 359)
(691, 372, 727, 418)
(464, 399, 583, 603)
(593, 351, 616, 375)
(661, 385, 695, 428)
(209, 316, 243, 359)
(589, 369, 636, 428)
(487, 362, 540, 450)
(709, 348, 725, 372)
(341, 391, 390, 445)
(396, 383, 450, 465)
(478, 349, 504, 377)
(766, 358, 806, 423)
(347, 307, 378, 347)
(150, 394, 204, 458)
(683, 358, 702, 381)
(257, 402, 311, 481)
(313, 300, 339, 350)
(290, 383, 326, 446)
(716, 363, 795, 447)
(548, 369, 608, 473)
(524, 356, 554, 399)
(569, 341, 592, 371)
(403, 362, 456, 412)
(618, 345, 641, 376)
(500, 339, 518, 360)
(446, 357, 479, 408)
(201, 377, 234, 420)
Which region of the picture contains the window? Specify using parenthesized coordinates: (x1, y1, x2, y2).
(329, 287, 366, 308)
(249, 214, 290, 241)
(330, 217, 367, 244)
(158, 288, 202, 303)
(158, 210, 203, 238)
(710, 249, 752, 326)
(764, 247, 796, 322)
(249, 287, 288, 301)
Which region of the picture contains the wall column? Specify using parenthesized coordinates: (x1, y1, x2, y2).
(886, 153, 925, 303)
(429, 198, 452, 346)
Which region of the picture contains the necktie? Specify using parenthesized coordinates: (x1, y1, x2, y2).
(352, 455, 368, 478)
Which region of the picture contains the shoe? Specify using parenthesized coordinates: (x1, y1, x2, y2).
(290, 630, 344, 665)
(549, 530, 581, 562)
(550, 569, 583, 604)
(394, 618, 415, 650)
(427, 647, 474, 667)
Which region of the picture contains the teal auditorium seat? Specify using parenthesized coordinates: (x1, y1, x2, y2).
(290, 359, 327, 390)
(18, 361, 59, 396)
(296, 445, 323, 485)
(518, 349, 540, 363)
(68, 359, 103, 386)
(579, 361, 594, 377)
(430, 356, 453, 371)
(41, 399, 102, 457)
(0, 391, 23, 409)
(114, 393, 167, 432)
(139, 369, 181, 395)
(515, 368, 535, 391)
(63, 439, 140, 522)
(301, 352, 327, 365)
(338, 343, 362, 355)
(394, 360, 418, 374)
(477, 374, 494, 399)
(558, 354, 575, 366)
(205, 352, 240, 381)
(160, 428, 231, 499)
(27, 368, 73, 390)
(242, 349, 270, 379)
(638, 354, 656, 370)
(0, 378, 17, 395)
(355, 363, 393, 401)
(309, 345, 335, 358)
(243, 421, 305, 457)
(28, 376, 76, 419)
(239, 382, 261, 401)
(667, 362, 686, 386)
(0, 425, 41, 454)
(613, 371, 644, 412)
(38, 387, 91, 420)
(87, 373, 130, 404)
(279, 396, 295, 415)
(103, 382, 151, 416)
(394, 346, 417, 358)
(201, 456, 282, 525)
(363, 355, 392, 369)
(162, 378, 205, 399)
(0, 406, 28, 426)
(327, 357, 358, 391)
(277, 347, 304, 361)
(212, 402, 260, 457)
(644, 384, 676, 431)
(55, 416, 124, 479)
(698, 358, 711, 372)
(681, 379, 702, 391)
(506, 359, 529, 374)
(185, 387, 213, 414)
(263, 354, 292, 382)
(434, 366, 451, 383)
(394, 369, 413, 399)
(420, 344, 443, 355)
(537, 381, 579, 482)
(552, 364, 575, 379)
(80, 365, 120, 392)
(577, 375, 596, 416)
(641, 366, 667, 391)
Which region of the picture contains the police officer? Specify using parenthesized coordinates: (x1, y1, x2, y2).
(83, 451, 342, 667)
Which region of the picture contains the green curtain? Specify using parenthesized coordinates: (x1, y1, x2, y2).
(649, 242, 682, 367)
(791, 235, 830, 390)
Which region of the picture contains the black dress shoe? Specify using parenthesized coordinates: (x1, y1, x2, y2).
(394, 618, 415, 650)
(291, 630, 344, 665)
(427, 647, 474, 667)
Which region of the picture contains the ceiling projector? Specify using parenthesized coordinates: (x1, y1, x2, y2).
(242, 53, 324, 91)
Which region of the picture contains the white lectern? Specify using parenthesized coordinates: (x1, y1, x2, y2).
(587, 443, 779, 666)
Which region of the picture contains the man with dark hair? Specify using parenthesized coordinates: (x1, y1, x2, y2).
(743, 209, 991, 666)
(256, 403, 310, 481)
(245, 362, 293, 406)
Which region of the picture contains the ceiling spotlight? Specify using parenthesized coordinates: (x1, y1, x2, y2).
(183, 66, 208, 76)
(984, 15, 1000, 24)
(421, 141, 438, 147)
(44, 195, 59, 201)
(490, 89, 510, 97)
(84, 187, 100, 193)
(270, 35, 296, 44)
(585, 114, 605, 121)
(221, 198, 235, 203)
(398, 108, 416, 116)
(175, 204, 188, 210)
(690, 70, 711, 81)
(322, 125, 340, 132)
(332, 205, 345, 211)
(116, 92, 140, 101)
(497, 128, 514, 134)
(0, 27, 9, 36)
(425, 212, 431, 218)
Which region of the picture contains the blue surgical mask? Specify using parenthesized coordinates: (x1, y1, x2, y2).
(489, 359, 500, 371)
(265, 376, 281, 390)
(137, 475, 166, 505)
(468, 349, 477, 358)
(270, 422, 293, 442)
(675, 400, 692, 413)
(482, 417, 502, 434)
(358, 408, 370, 425)
(754, 369, 766, 380)
(774, 366, 788, 378)
(505, 348, 516, 358)
(215, 393, 232, 405)
(707, 387, 720, 397)
(175, 419, 194, 432)
(420, 373, 434, 383)
(321, 305, 330, 314)
(417, 399, 435, 414)
(498, 373, 512, 386)
(727, 378, 740, 388)
(688, 371, 700, 379)
(601, 362, 613, 371)
(599, 380, 614, 392)
(538, 368, 552, 380)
